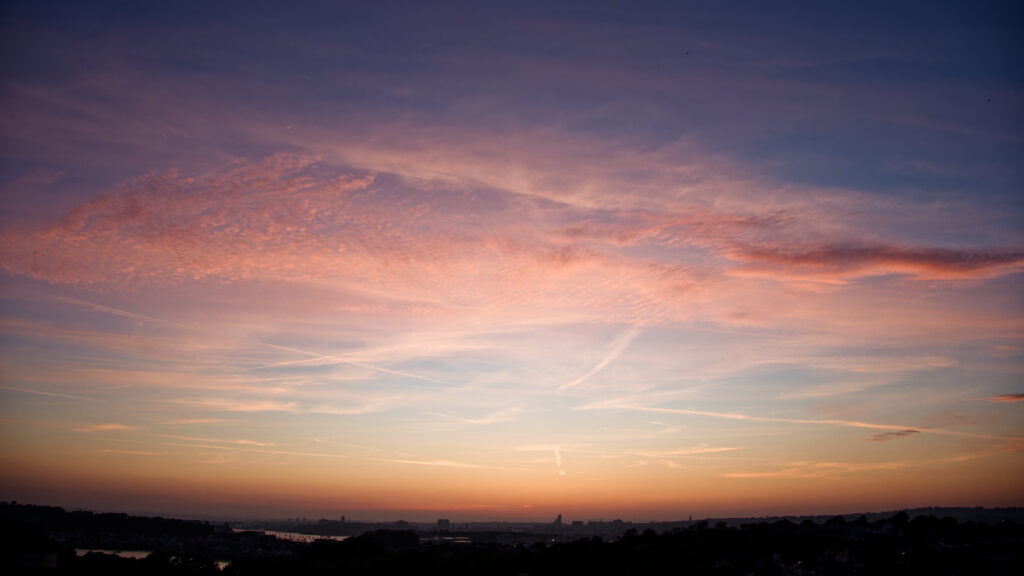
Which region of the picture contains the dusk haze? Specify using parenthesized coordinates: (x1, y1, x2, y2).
(1, 1, 1022, 524)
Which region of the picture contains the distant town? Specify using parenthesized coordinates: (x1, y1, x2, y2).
(232, 507, 1024, 545)
(3, 502, 1022, 574)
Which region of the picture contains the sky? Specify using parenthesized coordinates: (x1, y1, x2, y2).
(1, 1, 1022, 522)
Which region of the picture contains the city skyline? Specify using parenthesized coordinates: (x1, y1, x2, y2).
(1, 1, 1022, 522)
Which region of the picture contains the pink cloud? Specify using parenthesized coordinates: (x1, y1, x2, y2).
(0, 155, 703, 325)
(2, 154, 372, 285)
(2, 143, 1021, 337)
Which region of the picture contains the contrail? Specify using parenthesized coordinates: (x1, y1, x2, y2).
(560, 327, 641, 391)
(53, 295, 191, 329)
(637, 406, 1018, 441)
(1, 386, 100, 402)
(264, 343, 452, 385)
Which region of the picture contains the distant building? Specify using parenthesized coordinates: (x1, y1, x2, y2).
(554, 514, 562, 527)
(437, 518, 451, 532)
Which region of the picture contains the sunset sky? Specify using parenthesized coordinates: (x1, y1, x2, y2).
(1, 1, 1022, 522)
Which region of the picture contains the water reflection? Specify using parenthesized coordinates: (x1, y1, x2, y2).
(75, 549, 151, 559)
(264, 530, 349, 543)
(75, 550, 230, 570)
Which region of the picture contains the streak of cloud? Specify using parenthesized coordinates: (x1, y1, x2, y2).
(560, 327, 642, 391)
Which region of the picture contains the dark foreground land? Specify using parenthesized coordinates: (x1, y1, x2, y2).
(2, 502, 1022, 575)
